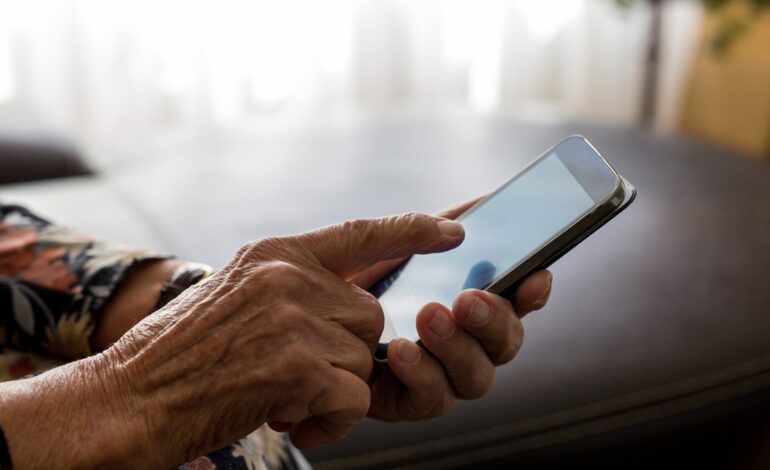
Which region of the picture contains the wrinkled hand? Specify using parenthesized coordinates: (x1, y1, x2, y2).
(351, 197, 553, 422)
(95, 213, 464, 467)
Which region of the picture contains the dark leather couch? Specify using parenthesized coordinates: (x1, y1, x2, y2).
(2, 115, 768, 468)
(0, 131, 91, 185)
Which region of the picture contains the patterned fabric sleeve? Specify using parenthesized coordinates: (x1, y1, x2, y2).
(0, 203, 168, 360)
(0, 202, 310, 470)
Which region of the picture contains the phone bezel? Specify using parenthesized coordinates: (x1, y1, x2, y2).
(478, 135, 625, 296)
(373, 135, 635, 361)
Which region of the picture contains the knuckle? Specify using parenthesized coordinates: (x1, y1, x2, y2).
(338, 288, 386, 347)
(458, 363, 495, 400)
(265, 259, 304, 278)
(491, 345, 516, 366)
(236, 237, 291, 264)
(398, 212, 433, 238)
(254, 236, 301, 260)
(236, 240, 261, 259)
(260, 260, 308, 296)
(272, 400, 311, 423)
(494, 318, 524, 365)
(328, 219, 378, 260)
(275, 304, 310, 331)
(432, 392, 454, 418)
(480, 299, 523, 365)
(341, 219, 375, 244)
(269, 309, 314, 359)
(490, 339, 521, 366)
(358, 291, 385, 338)
(254, 236, 282, 250)
(330, 326, 374, 380)
(351, 383, 371, 417)
(352, 351, 374, 380)
(271, 342, 319, 395)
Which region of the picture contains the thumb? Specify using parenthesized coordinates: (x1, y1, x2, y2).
(300, 212, 464, 279)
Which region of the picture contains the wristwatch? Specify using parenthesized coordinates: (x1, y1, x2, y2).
(154, 262, 213, 311)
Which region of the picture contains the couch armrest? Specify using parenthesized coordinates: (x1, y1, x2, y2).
(0, 131, 93, 185)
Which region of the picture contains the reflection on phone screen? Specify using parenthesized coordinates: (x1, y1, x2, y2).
(462, 261, 497, 290)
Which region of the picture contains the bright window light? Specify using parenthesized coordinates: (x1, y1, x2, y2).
(521, 0, 583, 41)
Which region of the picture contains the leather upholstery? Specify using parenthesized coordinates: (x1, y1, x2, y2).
(0, 131, 91, 185)
(2, 116, 768, 468)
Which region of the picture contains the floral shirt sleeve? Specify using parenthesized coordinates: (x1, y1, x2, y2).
(0, 203, 166, 360)
(0, 203, 310, 470)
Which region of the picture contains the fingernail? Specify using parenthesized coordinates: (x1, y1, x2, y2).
(437, 220, 464, 237)
(468, 297, 491, 325)
(397, 340, 421, 364)
(429, 309, 455, 338)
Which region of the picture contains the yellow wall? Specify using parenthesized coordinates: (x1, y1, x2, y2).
(681, 2, 770, 160)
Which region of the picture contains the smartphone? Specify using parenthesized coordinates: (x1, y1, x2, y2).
(371, 135, 636, 360)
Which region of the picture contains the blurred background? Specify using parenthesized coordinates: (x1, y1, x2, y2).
(0, 0, 767, 171)
(1, 1, 769, 467)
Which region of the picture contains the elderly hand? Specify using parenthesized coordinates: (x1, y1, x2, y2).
(351, 197, 553, 422)
(0, 213, 464, 469)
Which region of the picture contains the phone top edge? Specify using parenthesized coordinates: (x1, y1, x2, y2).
(556, 136, 623, 205)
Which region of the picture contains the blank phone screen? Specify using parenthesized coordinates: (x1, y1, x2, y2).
(377, 152, 597, 343)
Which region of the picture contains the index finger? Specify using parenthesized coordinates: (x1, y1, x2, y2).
(299, 213, 465, 279)
(434, 194, 487, 220)
(350, 196, 486, 288)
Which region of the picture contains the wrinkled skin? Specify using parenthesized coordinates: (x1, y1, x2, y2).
(0, 202, 551, 469)
(102, 212, 469, 467)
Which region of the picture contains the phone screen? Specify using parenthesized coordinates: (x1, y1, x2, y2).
(376, 151, 601, 343)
